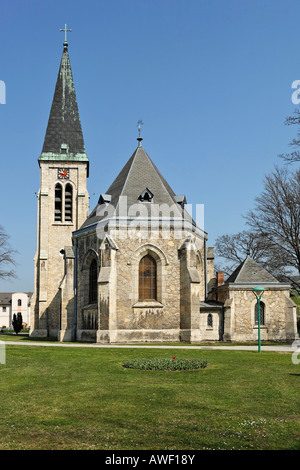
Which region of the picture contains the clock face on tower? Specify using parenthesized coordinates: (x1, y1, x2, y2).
(58, 168, 69, 180)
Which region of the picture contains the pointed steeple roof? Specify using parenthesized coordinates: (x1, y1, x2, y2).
(39, 40, 88, 165)
(80, 141, 201, 234)
(106, 145, 178, 210)
(226, 255, 279, 284)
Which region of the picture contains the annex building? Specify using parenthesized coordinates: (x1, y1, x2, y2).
(0, 292, 32, 329)
(30, 36, 298, 344)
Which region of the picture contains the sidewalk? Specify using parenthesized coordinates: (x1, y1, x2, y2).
(0, 339, 296, 352)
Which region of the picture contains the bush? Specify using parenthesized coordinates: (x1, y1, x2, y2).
(122, 357, 209, 371)
(12, 313, 23, 335)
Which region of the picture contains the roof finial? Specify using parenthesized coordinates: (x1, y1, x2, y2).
(60, 24, 72, 50)
(137, 120, 143, 147)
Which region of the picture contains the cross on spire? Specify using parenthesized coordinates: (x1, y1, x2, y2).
(137, 120, 144, 138)
(60, 24, 72, 49)
(137, 120, 144, 146)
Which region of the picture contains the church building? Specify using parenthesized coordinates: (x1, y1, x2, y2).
(30, 35, 298, 344)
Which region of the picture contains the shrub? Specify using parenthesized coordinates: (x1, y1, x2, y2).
(122, 357, 208, 371)
(12, 313, 23, 335)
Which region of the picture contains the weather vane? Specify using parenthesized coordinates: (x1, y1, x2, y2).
(137, 120, 144, 138)
(60, 24, 72, 43)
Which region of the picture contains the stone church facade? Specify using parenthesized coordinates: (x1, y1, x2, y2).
(30, 38, 298, 344)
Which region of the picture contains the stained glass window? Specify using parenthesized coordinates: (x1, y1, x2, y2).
(139, 255, 157, 301)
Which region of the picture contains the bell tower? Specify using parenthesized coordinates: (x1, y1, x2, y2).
(30, 30, 89, 338)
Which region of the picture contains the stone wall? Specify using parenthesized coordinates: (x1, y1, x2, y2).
(31, 160, 89, 339)
(217, 285, 298, 342)
(199, 307, 223, 341)
(76, 226, 208, 343)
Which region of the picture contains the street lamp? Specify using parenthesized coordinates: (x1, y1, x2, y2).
(252, 286, 265, 352)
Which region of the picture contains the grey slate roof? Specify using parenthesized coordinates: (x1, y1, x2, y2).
(80, 143, 198, 232)
(39, 43, 88, 164)
(0, 292, 33, 305)
(0, 293, 12, 305)
(225, 255, 279, 284)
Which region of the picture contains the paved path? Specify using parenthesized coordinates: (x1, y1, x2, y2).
(0, 340, 297, 353)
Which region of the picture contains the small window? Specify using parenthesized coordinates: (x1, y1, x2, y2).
(89, 259, 97, 304)
(138, 188, 153, 203)
(65, 184, 73, 222)
(207, 313, 213, 328)
(18, 299, 22, 307)
(139, 255, 157, 301)
(255, 301, 265, 325)
(55, 183, 62, 221)
(3, 307, 6, 312)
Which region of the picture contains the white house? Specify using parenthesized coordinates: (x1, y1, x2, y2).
(0, 293, 32, 328)
(0, 293, 12, 328)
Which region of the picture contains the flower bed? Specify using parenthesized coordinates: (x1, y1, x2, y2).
(122, 357, 209, 371)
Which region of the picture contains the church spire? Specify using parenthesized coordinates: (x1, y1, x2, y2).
(39, 27, 88, 164)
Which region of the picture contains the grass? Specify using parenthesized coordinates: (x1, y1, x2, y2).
(0, 343, 299, 450)
(0, 332, 58, 342)
(0, 332, 294, 347)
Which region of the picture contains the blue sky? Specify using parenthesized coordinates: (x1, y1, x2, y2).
(0, 0, 299, 292)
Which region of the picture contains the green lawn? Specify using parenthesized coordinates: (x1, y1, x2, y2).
(0, 332, 293, 346)
(0, 343, 299, 450)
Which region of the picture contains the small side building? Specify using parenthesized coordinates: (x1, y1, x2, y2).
(0, 294, 12, 328)
(214, 256, 298, 342)
(0, 292, 32, 328)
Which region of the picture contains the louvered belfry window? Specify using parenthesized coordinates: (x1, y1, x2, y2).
(54, 183, 62, 221)
(139, 255, 157, 301)
(65, 184, 73, 222)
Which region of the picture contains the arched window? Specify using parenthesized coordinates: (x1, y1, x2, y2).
(54, 183, 62, 221)
(255, 301, 265, 325)
(18, 299, 22, 307)
(139, 255, 157, 301)
(65, 184, 73, 222)
(207, 313, 213, 328)
(89, 258, 97, 304)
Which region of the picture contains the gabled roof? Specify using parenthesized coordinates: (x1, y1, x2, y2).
(106, 144, 179, 210)
(0, 292, 33, 305)
(39, 42, 88, 165)
(225, 255, 279, 284)
(80, 143, 199, 233)
(0, 293, 12, 305)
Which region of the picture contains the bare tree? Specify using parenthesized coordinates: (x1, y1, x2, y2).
(214, 230, 286, 278)
(245, 167, 300, 289)
(0, 225, 17, 280)
(215, 167, 300, 293)
(279, 109, 300, 163)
